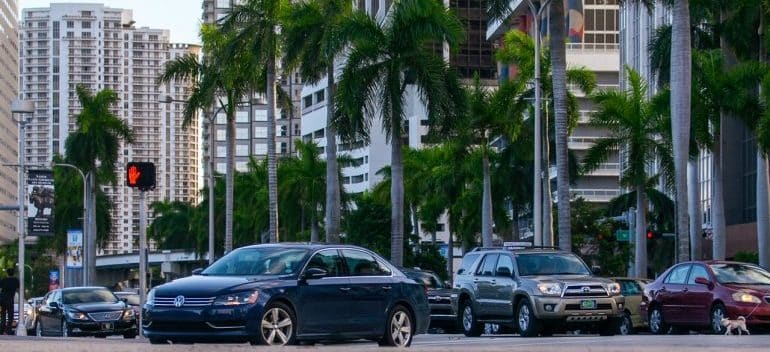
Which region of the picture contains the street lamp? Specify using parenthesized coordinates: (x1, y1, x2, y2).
(11, 98, 34, 336)
(51, 162, 87, 286)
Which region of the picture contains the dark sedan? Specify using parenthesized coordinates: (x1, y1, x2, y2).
(641, 261, 770, 334)
(401, 268, 457, 333)
(35, 287, 137, 338)
(143, 244, 429, 346)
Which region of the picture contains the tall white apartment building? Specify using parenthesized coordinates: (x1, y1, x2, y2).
(19, 3, 199, 254)
(0, 0, 18, 243)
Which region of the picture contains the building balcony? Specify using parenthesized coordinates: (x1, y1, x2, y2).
(568, 136, 606, 150)
(584, 162, 620, 177)
(571, 188, 620, 203)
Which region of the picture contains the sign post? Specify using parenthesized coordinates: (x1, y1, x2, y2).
(127, 162, 155, 337)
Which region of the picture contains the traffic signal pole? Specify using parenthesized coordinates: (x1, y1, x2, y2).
(139, 189, 147, 337)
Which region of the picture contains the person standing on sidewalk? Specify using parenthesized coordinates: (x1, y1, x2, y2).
(0, 268, 20, 335)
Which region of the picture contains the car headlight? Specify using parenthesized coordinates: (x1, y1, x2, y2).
(214, 290, 259, 306)
(607, 283, 621, 296)
(732, 292, 762, 304)
(67, 311, 89, 321)
(122, 309, 135, 321)
(146, 289, 155, 305)
(537, 283, 563, 296)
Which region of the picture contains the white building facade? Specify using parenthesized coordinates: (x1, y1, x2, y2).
(0, 0, 18, 243)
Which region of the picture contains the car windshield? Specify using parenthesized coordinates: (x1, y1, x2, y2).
(117, 294, 140, 305)
(405, 271, 444, 289)
(203, 247, 310, 276)
(63, 289, 118, 304)
(710, 263, 770, 285)
(515, 253, 591, 276)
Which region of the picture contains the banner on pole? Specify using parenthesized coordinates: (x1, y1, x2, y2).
(27, 169, 55, 235)
(49, 270, 60, 291)
(66, 229, 83, 269)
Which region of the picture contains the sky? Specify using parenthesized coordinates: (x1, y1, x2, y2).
(19, 0, 202, 44)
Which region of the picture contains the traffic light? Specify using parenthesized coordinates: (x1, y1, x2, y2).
(646, 229, 662, 240)
(126, 162, 156, 191)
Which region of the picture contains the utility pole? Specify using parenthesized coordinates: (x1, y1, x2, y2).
(126, 161, 155, 337)
(12, 99, 34, 336)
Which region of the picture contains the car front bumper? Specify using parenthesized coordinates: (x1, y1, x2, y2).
(142, 304, 260, 342)
(531, 295, 625, 324)
(67, 319, 138, 336)
(727, 304, 770, 325)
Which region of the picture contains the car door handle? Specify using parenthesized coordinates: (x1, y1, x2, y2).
(339, 287, 351, 292)
(382, 286, 392, 291)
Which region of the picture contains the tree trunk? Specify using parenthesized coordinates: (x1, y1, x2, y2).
(390, 116, 405, 267)
(481, 150, 494, 247)
(310, 214, 319, 242)
(267, 55, 279, 243)
(446, 212, 454, 286)
(635, 184, 648, 278)
(543, 103, 553, 247)
(225, 106, 235, 253)
(411, 203, 420, 239)
(87, 171, 96, 285)
(512, 206, 520, 241)
(712, 127, 726, 260)
(758, 155, 770, 269)
(671, 0, 692, 262)
(688, 158, 702, 260)
(325, 65, 341, 243)
(549, 0, 571, 252)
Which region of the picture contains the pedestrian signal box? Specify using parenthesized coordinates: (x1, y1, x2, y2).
(126, 162, 156, 191)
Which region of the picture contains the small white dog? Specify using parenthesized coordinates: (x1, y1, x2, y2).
(720, 316, 750, 335)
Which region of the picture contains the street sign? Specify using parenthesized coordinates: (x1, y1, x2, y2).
(615, 229, 630, 242)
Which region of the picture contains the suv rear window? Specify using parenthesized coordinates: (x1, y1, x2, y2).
(457, 253, 480, 275)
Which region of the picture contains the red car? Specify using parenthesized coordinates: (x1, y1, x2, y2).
(640, 261, 770, 334)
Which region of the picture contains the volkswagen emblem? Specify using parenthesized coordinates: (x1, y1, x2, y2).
(174, 295, 185, 307)
(582, 286, 591, 293)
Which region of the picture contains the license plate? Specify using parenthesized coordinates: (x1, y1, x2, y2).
(580, 300, 596, 310)
(101, 323, 113, 330)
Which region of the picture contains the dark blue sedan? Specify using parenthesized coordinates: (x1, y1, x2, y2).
(142, 244, 429, 346)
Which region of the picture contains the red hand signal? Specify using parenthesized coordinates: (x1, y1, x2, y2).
(128, 165, 141, 185)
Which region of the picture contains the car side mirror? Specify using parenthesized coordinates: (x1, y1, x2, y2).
(496, 267, 512, 277)
(694, 277, 713, 288)
(49, 302, 59, 310)
(591, 265, 602, 275)
(119, 297, 128, 303)
(457, 268, 465, 275)
(303, 267, 328, 281)
(191, 268, 204, 276)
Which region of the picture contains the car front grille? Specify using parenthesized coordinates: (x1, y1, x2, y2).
(154, 296, 215, 307)
(562, 285, 608, 297)
(428, 296, 451, 304)
(88, 311, 123, 322)
(565, 303, 613, 311)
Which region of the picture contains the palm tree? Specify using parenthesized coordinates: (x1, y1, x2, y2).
(279, 141, 327, 241)
(157, 24, 255, 253)
(582, 67, 673, 278)
(334, 0, 464, 267)
(222, 0, 287, 243)
(148, 201, 200, 251)
(64, 85, 134, 283)
(282, 0, 352, 243)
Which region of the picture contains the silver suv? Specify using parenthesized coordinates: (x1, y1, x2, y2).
(452, 244, 625, 337)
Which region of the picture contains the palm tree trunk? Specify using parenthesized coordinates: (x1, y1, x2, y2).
(688, 158, 702, 260)
(390, 116, 405, 267)
(310, 213, 319, 242)
(267, 55, 279, 243)
(757, 155, 770, 269)
(446, 211, 454, 285)
(87, 171, 96, 285)
(481, 149, 494, 247)
(411, 203, 420, 238)
(671, 0, 692, 262)
(225, 107, 235, 253)
(543, 103, 553, 247)
(512, 207, 520, 241)
(635, 184, 648, 278)
(712, 128, 726, 260)
(549, 0, 571, 252)
(325, 65, 341, 243)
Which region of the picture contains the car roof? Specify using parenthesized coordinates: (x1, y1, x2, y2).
(60, 286, 111, 291)
(237, 243, 373, 251)
(469, 247, 567, 254)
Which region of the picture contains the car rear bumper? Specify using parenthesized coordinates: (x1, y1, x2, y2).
(531, 295, 625, 323)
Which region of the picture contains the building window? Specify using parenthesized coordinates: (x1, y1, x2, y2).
(253, 143, 267, 155)
(66, 21, 74, 28)
(236, 110, 248, 123)
(254, 126, 267, 138)
(236, 144, 249, 156)
(216, 129, 226, 141)
(236, 128, 249, 139)
(314, 129, 325, 139)
(216, 163, 226, 174)
(82, 21, 91, 29)
(216, 112, 226, 124)
(216, 146, 227, 158)
(254, 110, 267, 121)
(315, 89, 325, 104)
(303, 95, 313, 108)
(236, 161, 248, 171)
(278, 125, 287, 137)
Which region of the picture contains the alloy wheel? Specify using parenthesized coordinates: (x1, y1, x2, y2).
(649, 309, 662, 333)
(389, 310, 412, 347)
(619, 314, 632, 335)
(462, 306, 473, 331)
(518, 304, 531, 332)
(711, 305, 725, 334)
(260, 307, 293, 346)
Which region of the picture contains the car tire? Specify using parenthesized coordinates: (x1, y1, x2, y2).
(459, 300, 483, 337)
(710, 303, 727, 335)
(618, 312, 633, 335)
(379, 305, 414, 347)
(516, 299, 541, 337)
(256, 301, 297, 346)
(123, 333, 137, 339)
(600, 317, 620, 336)
(648, 306, 669, 335)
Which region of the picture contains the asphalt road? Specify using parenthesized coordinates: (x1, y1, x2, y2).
(2, 333, 770, 351)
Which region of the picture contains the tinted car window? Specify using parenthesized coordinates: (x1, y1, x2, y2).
(687, 265, 710, 285)
(619, 280, 641, 295)
(515, 253, 591, 276)
(664, 265, 691, 284)
(341, 249, 389, 276)
(63, 289, 118, 304)
(306, 249, 344, 277)
(458, 253, 480, 275)
(476, 254, 499, 276)
(203, 247, 309, 276)
(404, 270, 443, 288)
(496, 255, 514, 276)
(710, 263, 770, 284)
